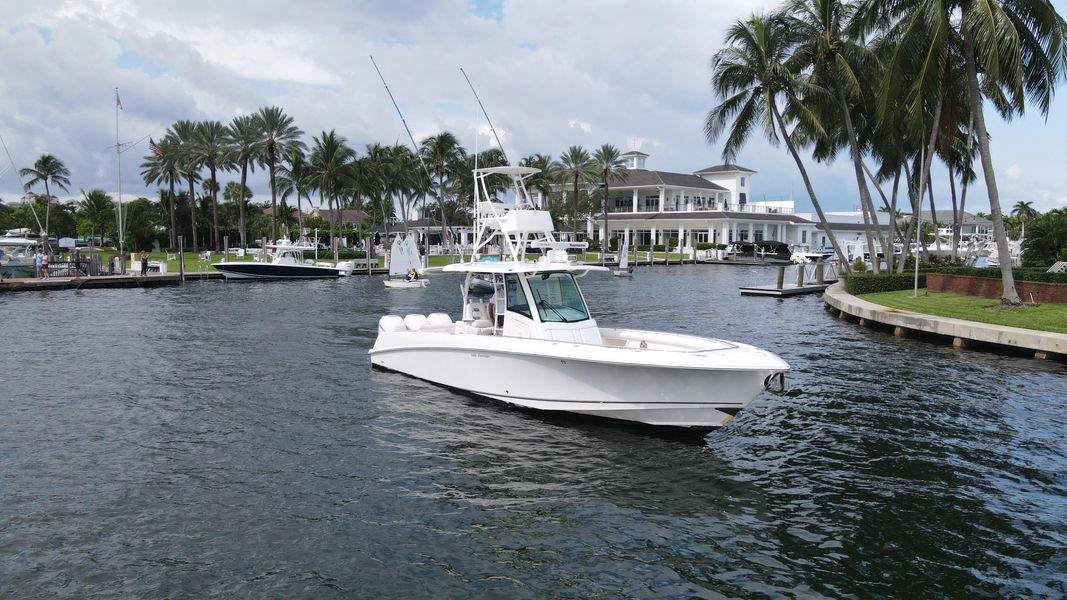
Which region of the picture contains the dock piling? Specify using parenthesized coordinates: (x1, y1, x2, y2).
(776, 267, 785, 290)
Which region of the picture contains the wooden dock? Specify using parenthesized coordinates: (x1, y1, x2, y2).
(739, 263, 838, 297)
(0, 273, 183, 293)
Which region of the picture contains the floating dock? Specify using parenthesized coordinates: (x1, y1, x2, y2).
(739, 263, 839, 297)
(0, 273, 183, 293)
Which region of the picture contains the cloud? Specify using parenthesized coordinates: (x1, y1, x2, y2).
(568, 119, 591, 134)
(0, 0, 1062, 217)
(1005, 164, 1023, 180)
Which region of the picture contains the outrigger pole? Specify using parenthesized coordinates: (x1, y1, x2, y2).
(459, 67, 509, 165)
(370, 55, 448, 265)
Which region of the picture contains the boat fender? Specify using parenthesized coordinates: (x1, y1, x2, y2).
(763, 372, 786, 393)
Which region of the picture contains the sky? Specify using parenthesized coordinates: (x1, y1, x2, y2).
(1, 0, 1065, 215)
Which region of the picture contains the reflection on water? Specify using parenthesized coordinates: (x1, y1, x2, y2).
(1, 266, 1065, 598)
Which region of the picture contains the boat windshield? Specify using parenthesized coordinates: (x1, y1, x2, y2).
(527, 272, 590, 323)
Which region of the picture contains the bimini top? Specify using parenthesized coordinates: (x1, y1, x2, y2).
(475, 166, 540, 177)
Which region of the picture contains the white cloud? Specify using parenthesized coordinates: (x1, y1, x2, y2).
(1005, 164, 1023, 180)
(568, 119, 591, 134)
(1, 0, 1063, 217)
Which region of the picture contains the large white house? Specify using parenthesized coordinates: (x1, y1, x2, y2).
(584, 150, 877, 250)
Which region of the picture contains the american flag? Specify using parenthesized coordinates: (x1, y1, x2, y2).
(148, 138, 163, 157)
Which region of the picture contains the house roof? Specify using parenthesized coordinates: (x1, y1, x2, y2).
(310, 208, 369, 224)
(905, 210, 992, 225)
(613, 169, 729, 192)
(620, 150, 649, 157)
(693, 163, 757, 175)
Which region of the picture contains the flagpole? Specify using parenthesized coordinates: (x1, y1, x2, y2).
(115, 87, 125, 268)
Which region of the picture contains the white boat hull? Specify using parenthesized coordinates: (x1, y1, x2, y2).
(369, 326, 786, 428)
(612, 270, 633, 277)
(384, 278, 427, 288)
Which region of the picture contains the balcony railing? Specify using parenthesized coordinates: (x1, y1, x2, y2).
(603, 204, 794, 215)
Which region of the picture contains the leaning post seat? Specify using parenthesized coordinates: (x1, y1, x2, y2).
(379, 315, 407, 332)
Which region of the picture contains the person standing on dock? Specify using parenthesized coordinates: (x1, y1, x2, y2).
(34, 250, 42, 279)
(40, 252, 49, 279)
(140, 251, 149, 276)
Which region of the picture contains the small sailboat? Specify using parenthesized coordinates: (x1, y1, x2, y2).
(613, 235, 633, 277)
(384, 234, 427, 288)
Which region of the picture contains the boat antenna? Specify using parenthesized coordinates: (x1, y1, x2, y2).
(460, 67, 509, 164)
(370, 55, 444, 265)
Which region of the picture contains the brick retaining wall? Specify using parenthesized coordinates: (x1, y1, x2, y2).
(927, 273, 1067, 304)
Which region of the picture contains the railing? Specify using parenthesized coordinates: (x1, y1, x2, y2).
(600, 204, 795, 215)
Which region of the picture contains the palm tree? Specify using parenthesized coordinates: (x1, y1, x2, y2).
(252, 106, 305, 240)
(139, 135, 182, 249)
(191, 120, 229, 249)
(278, 147, 312, 239)
(592, 144, 629, 264)
(168, 120, 203, 250)
(77, 189, 114, 248)
(420, 132, 465, 256)
(705, 12, 851, 272)
(19, 154, 71, 239)
(519, 153, 558, 209)
(226, 114, 261, 248)
(307, 130, 356, 247)
(1012, 200, 1038, 239)
(552, 146, 596, 238)
(786, 0, 886, 272)
(861, 0, 1067, 304)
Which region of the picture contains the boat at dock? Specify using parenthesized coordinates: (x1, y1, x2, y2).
(369, 166, 789, 428)
(213, 241, 347, 280)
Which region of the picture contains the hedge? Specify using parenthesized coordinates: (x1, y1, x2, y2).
(844, 272, 926, 295)
(928, 267, 1067, 284)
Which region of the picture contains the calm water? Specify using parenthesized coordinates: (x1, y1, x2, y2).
(1, 265, 1065, 599)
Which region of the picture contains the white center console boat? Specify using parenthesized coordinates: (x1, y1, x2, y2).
(369, 166, 789, 428)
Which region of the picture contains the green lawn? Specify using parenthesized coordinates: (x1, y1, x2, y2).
(859, 289, 1067, 334)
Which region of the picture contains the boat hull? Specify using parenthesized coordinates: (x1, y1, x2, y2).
(369, 328, 786, 428)
(384, 279, 427, 288)
(213, 262, 342, 279)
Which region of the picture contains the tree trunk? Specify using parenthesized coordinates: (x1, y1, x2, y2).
(963, 28, 1021, 306)
(898, 161, 918, 273)
(210, 165, 219, 250)
(770, 103, 851, 274)
(297, 189, 304, 240)
(835, 83, 884, 272)
(168, 178, 177, 250)
(269, 154, 278, 241)
(238, 160, 248, 248)
(948, 164, 959, 260)
(915, 90, 944, 269)
(43, 181, 51, 240)
(928, 169, 941, 259)
(188, 173, 198, 251)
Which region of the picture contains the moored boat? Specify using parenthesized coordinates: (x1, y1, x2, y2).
(213, 241, 345, 280)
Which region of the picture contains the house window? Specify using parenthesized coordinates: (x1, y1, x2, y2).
(754, 229, 764, 242)
(739, 229, 749, 241)
(740, 176, 746, 187)
(739, 192, 747, 205)
(728, 229, 734, 242)
(802, 230, 808, 243)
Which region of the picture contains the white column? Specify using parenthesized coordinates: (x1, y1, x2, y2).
(650, 225, 657, 248)
(763, 223, 769, 241)
(599, 221, 606, 245)
(624, 226, 630, 245)
(721, 222, 729, 244)
(632, 189, 639, 213)
(678, 225, 684, 252)
(658, 187, 665, 212)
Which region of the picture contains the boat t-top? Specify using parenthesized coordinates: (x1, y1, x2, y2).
(369, 166, 789, 428)
(213, 239, 350, 280)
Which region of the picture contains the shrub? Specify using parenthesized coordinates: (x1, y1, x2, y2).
(844, 271, 926, 295)
(587, 240, 601, 251)
(928, 266, 1067, 284)
(851, 257, 868, 272)
(696, 242, 715, 250)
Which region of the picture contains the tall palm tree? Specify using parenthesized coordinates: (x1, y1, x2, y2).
(519, 153, 557, 209)
(278, 147, 312, 239)
(77, 188, 114, 248)
(420, 132, 465, 255)
(252, 106, 305, 240)
(1012, 200, 1038, 239)
(226, 114, 261, 248)
(168, 120, 202, 250)
(592, 144, 629, 264)
(307, 130, 356, 245)
(552, 146, 596, 238)
(191, 120, 229, 249)
(20, 154, 71, 238)
(861, 0, 1067, 304)
(139, 135, 182, 249)
(787, 0, 886, 272)
(705, 12, 851, 272)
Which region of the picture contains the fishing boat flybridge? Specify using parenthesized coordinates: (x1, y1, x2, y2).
(369, 166, 789, 428)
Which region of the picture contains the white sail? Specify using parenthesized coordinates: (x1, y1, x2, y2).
(618, 238, 629, 270)
(389, 235, 421, 277)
